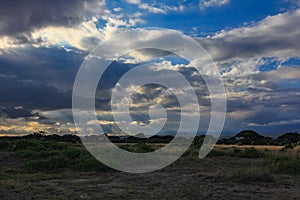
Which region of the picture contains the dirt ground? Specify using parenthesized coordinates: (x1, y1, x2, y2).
(1, 148, 300, 200)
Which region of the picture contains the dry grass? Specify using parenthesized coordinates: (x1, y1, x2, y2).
(215, 144, 285, 151)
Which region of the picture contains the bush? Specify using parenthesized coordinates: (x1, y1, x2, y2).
(182, 145, 198, 157)
(237, 147, 265, 158)
(233, 148, 241, 154)
(45, 141, 68, 150)
(13, 139, 45, 152)
(134, 143, 155, 153)
(280, 143, 295, 151)
(14, 149, 40, 158)
(231, 168, 274, 183)
(207, 150, 226, 157)
(62, 147, 84, 159)
(27, 155, 70, 171)
(0, 139, 11, 150)
(266, 157, 300, 175)
(73, 157, 109, 172)
(5, 138, 110, 173)
(122, 143, 155, 153)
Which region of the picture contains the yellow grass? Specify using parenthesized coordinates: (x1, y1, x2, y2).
(215, 144, 284, 151)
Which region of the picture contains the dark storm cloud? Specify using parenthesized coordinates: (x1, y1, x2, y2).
(0, 76, 72, 110)
(0, 107, 36, 119)
(0, 46, 136, 111)
(0, 0, 100, 36)
(0, 47, 83, 89)
(0, 47, 84, 110)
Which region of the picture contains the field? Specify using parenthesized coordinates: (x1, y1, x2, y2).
(0, 138, 300, 200)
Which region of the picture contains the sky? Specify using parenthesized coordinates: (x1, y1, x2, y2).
(0, 0, 300, 137)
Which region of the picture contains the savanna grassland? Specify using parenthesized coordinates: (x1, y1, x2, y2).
(0, 135, 300, 200)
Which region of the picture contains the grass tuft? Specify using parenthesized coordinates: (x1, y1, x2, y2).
(230, 167, 274, 183)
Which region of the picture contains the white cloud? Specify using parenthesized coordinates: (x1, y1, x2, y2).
(126, 0, 141, 4)
(220, 58, 265, 77)
(0, 0, 147, 52)
(126, 0, 165, 13)
(1, 3, 300, 135)
(87, 119, 116, 125)
(248, 119, 300, 127)
(113, 7, 122, 12)
(0, 14, 145, 52)
(199, 0, 230, 11)
(198, 8, 300, 131)
(31, 20, 102, 51)
(126, 0, 180, 14)
(264, 67, 300, 81)
(191, 8, 300, 91)
(285, 0, 300, 9)
(199, 9, 300, 62)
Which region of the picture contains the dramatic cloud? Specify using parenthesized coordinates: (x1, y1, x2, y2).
(199, 9, 300, 62)
(0, 108, 75, 136)
(189, 9, 300, 134)
(0, 2, 105, 51)
(0, 0, 147, 51)
(0, 47, 81, 110)
(0, 0, 105, 36)
(0, 1, 299, 136)
(0, 107, 38, 119)
(0, 76, 72, 110)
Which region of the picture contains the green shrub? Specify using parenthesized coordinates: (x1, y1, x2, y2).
(7, 138, 110, 173)
(43, 141, 68, 150)
(122, 143, 155, 153)
(27, 155, 70, 171)
(134, 143, 155, 153)
(237, 142, 243, 146)
(207, 150, 226, 157)
(237, 147, 265, 158)
(231, 168, 274, 183)
(14, 139, 45, 152)
(14, 149, 40, 158)
(0, 139, 11, 150)
(280, 143, 295, 151)
(14, 148, 62, 160)
(266, 157, 300, 175)
(182, 146, 197, 157)
(62, 147, 84, 159)
(24, 145, 109, 172)
(233, 148, 241, 154)
(73, 157, 109, 172)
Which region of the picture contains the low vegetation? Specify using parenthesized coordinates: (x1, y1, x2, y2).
(1, 138, 109, 172)
(230, 167, 274, 183)
(0, 134, 299, 199)
(1, 134, 299, 174)
(264, 156, 300, 175)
